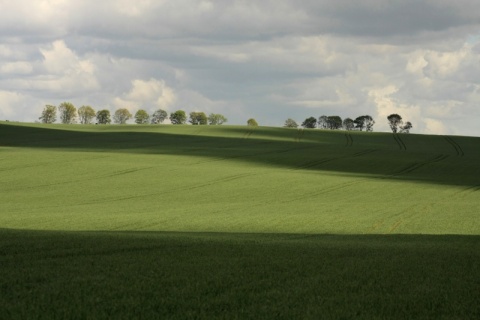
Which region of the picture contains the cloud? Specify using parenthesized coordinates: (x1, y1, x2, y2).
(0, 1, 479, 136)
(113, 78, 176, 113)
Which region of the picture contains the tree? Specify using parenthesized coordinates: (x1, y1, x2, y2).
(247, 118, 258, 126)
(134, 109, 150, 124)
(208, 113, 227, 125)
(283, 118, 298, 128)
(113, 108, 132, 124)
(400, 121, 412, 133)
(78, 106, 96, 124)
(170, 110, 187, 124)
(364, 115, 375, 132)
(96, 109, 111, 124)
(189, 112, 208, 125)
(318, 115, 328, 129)
(39, 105, 57, 123)
(327, 116, 343, 130)
(387, 114, 403, 133)
(343, 118, 354, 131)
(302, 117, 317, 129)
(354, 115, 375, 131)
(151, 109, 168, 124)
(58, 102, 77, 124)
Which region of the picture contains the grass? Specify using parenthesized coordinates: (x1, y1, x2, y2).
(1, 122, 480, 318)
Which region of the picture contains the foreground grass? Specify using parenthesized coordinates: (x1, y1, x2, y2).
(1, 229, 479, 319)
(1, 123, 480, 318)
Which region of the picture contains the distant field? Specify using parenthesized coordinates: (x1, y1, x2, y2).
(1, 122, 479, 318)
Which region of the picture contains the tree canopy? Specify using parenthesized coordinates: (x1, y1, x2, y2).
(151, 109, 168, 124)
(189, 112, 208, 125)
(208, 113, 227, 125)
(354, 115, 375, 131)
(170, 110, 187, 125)
(78, 106, 96, 124)
(134, 109, 150, 124)
(113, 108, 132, 124)
(247, 118, 258, 126)
(58, 102, 77, 124)
(39, 105, 57, 124)
(343, 118, 354, 131)
(302, 117, 317, 129)
(284, 118, 298, 128)
(387, 114, 403, 133)
(96, 110, 111, 124)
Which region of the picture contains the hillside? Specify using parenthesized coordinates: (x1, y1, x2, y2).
(1, 122, 480, 319)
(1, 122, 479, 234)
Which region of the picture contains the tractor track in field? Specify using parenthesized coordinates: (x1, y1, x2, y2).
(344, 133, 353, 147)
(444, 136, 465, 157)
(294, 129, 305, 142)
(242, 127, 256, 139)
(392, 134, 407, 151)
(389, 154, 449, 177)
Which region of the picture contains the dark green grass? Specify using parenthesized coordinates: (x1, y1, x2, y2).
(1, 229, 479, 319)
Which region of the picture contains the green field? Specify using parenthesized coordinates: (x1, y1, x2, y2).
(1, 122, 479, 318)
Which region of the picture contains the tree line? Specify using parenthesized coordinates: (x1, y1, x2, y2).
(284, 114, 412, 133)
(38, 103, 228, 125)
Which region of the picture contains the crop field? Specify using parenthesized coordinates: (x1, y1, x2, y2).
(1, 122, 480, 319)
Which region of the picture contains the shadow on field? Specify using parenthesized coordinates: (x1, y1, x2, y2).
(1, 123, 480, 188)
(1, 228, 479, 319)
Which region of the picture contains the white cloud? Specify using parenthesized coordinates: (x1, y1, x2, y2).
(113, 78, 176, 113)
(0, 1, 479, 136)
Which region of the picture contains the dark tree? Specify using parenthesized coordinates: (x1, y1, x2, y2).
(247, 118, 258, 126)
(364, 115, 375, 132)
(151, 109, 168, 124)
(387, 114, 403, 133)
(170, 110, 187, 124)
(96, 109, 111, 124)
(343, 118, 354, 131)
(189, 112, 208, 125)
(354, 115, 375, 131)
(318, 115, 328, 129)
(400, 121, 412, 133)
(39, 105, 57, 123)
(283, 118, 298, 128)
(302, 117, 317, 129)
(327, 116, 343, 130)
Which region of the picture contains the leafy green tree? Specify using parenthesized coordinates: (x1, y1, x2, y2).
(327, 116, 343, 130)
(58, 102, 77, 124)
(284, 118, 298, 128)
(39, 105, 57, 123)
(400, 121, 412, 133)
(170, 110, 187, 124)
(135, 109, 150, 124)
(343, 118, 354, 131)
(318, 115, 328, 129)
(208, 113, 228, 125)
(247, 118, 258, 126)
(151, 109, 168, 124)
(78, 106, 96, 124)
(113, 108, 132, 124)
(96, 110, 111, 124)
(189, 112, 208, 125)
(387, 114, 403, 133)
(302, 117, 317, 129)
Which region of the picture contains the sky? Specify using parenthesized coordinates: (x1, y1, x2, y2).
(1, 0, 480, 136)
